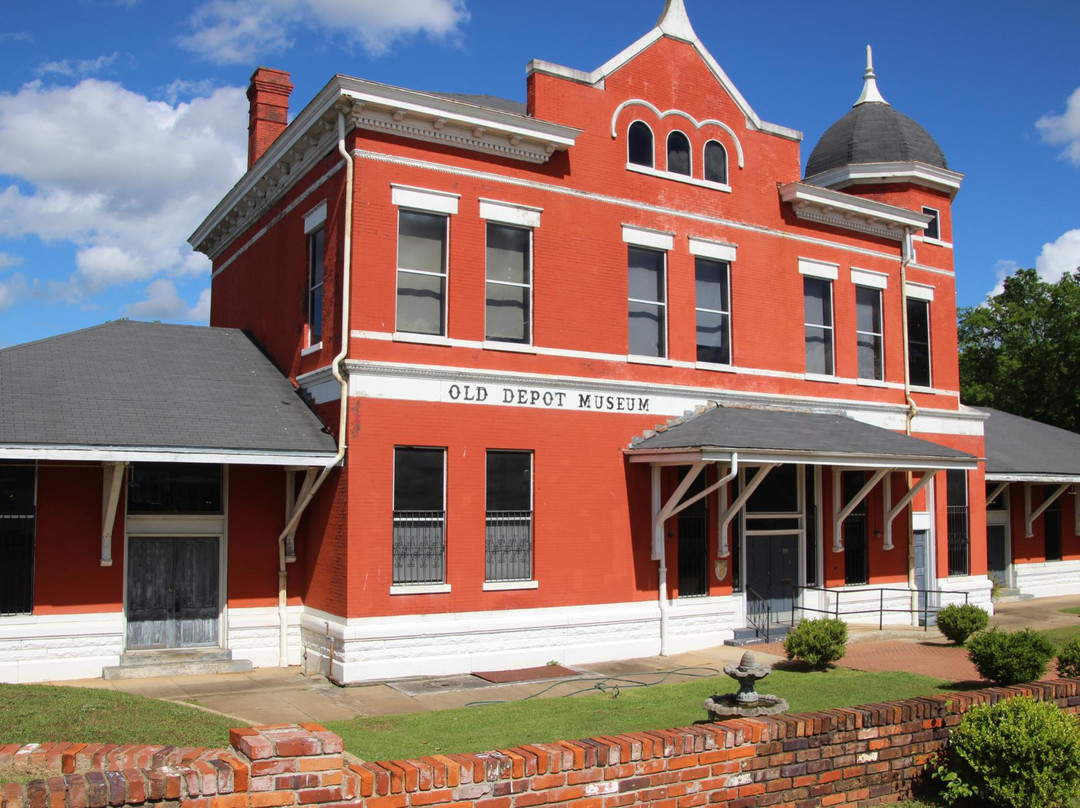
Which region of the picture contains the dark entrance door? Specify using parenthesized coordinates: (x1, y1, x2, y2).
(987, 524, 1008, 587)
(127, 536, 220, 649)
(745, 533, 798, 620)
(677, 473, 709, 597)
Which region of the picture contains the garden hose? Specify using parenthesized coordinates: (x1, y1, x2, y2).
(464, 666, 723, 707)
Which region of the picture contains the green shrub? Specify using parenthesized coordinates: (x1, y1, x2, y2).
(966, 628, 1055, 685)
(932, 695, 1080, 808)
(935, 602, 989, 645)
(783, 617, 847, 669)
(1058, 637, 1080, 679)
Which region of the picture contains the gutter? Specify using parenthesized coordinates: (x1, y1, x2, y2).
(274, 109, 355, 670)
(901, 226, 921, 623)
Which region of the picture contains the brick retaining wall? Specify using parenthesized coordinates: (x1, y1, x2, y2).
(4, 679, 1080, 808)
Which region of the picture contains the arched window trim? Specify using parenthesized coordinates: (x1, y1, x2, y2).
(704, 139, 729, 186)
(666, 130, 692, 176)
(627, 120, 655, 169)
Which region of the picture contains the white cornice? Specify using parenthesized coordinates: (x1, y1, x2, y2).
(527, 19, 801, 142)
(803, 162, 965, 197)
(189, 75, 580, 258)
(780, 182, 933, 241)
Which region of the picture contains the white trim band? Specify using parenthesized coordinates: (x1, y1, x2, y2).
(391, 184, 460, 215)
(688, 237, 737, 262)
(622, 225, 674, 251)
(905, 282, 935, 302)
(851, 268, 888, 289)
(479, 199, 542, 228)
(799, 258, 840, 280)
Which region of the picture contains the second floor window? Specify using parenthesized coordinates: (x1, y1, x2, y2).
(695, 257, 731, 365)
(922, 207, 940, 241)
(907, 297, 932, 387)
(486, 223, 531, 344)
(628, 246, 666, 357)
(307, 226, 325, 345)
(804, 276, 834, 375)
(397, 210, 448, 336)
(855, 286, 883, 381)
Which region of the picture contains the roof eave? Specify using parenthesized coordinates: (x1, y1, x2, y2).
(780, 181, 933, 240)
(626, 446, 978, 471)
(0, 444, 338, 467)
(804, 161, 965, 198)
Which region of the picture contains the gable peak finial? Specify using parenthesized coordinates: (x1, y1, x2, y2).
(854, 44, 888, 106)
(657, 0, 697, 42)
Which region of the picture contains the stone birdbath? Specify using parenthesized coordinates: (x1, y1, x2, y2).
(703, 650, 789, 719)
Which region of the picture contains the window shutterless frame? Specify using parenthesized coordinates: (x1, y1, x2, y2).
(392, 447, 447, 586)
(694, 257, 731, 365)
(703, 140, 728, 185)
(627, 245, 667, 358)
(803, 276, 834, 376)
(396, 209, 449, 337)
(921, 207, 941, 241)
(906, 297, 932, 388)
(627, 120, 654, 168)
(485, 450, 533, 582)
(855, 286, 884, 381)
(307, 227, 325, 346)
(666, 131, 691, 176)
(485, 223, 532, 344)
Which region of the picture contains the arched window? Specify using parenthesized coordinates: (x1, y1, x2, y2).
(667, 131, 691, 176)
(627, 121, 654, 167)
(704, 140, 728, 185)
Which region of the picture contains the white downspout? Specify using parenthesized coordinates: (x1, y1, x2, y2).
(652, 466, 670, 656)
(901, 227, 921, 623)
(275, 109, 354, 668)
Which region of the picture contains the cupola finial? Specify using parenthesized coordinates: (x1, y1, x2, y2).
(657, 0, 697, 42)
(854, 45, 888, 106)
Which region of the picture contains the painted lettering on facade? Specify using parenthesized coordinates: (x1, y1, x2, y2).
(445, 383, 650, 413)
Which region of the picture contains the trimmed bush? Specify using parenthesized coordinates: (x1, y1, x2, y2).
(1057, 637, 1080, 679)
(933, 694, 1080, 808)
(783, 617, 847, 669)
(935, 602, 989, 645)
(966, 628, 1055, 685)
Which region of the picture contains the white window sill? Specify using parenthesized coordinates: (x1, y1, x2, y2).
(917, 236, 953, 249)
(856, 377, 887, 388)
(804, 372, 839, 383)
(695, 361, 735, 373)
(626, 163, 732, 193)
(909, 384, 938, 394)
(483, 580, 539, 591)
(300, 342, 323, 357)
(390, 584, 451, 595)
(627, 354, 672, 366)
(393, 332, 451, 347)
(484, 341, 537, 354)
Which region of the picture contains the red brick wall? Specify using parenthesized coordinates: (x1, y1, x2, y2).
(4, 681, 1080, 808)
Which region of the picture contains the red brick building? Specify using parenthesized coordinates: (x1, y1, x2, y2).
(2, 0, 1012, 683)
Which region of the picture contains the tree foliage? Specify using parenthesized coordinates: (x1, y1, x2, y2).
(959, 269, 1080, 431)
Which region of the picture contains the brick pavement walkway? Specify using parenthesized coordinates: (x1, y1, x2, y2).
(756, 639, 982, 682)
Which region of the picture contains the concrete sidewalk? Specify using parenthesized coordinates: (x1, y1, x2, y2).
(46, 593, 1080, 726)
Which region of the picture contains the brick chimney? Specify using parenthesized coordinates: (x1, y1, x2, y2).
(247, 67, 294, 169)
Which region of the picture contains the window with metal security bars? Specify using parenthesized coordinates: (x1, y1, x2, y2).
(946, 469, 969, 576)
(843, 471, 869, 586)
(486, 451, 532, 582)
(393, 448, 446, 585)
(1, 464, 35, 616)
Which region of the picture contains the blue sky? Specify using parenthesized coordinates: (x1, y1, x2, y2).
(1, 0, 1078, 348)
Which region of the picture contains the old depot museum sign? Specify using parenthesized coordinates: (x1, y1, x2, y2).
(446, 382, 653, 413)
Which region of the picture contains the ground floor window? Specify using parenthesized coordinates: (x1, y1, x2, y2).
(1043, 484, 1062, 562)
(946, 469, 970, 576)
(0, 464, 35, 615)
(393, 447, 446, 585)
(485, 451, 532, 582)
(843, 471, 869, 586)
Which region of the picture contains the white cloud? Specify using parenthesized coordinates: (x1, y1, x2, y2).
(0, 252, 24, 269)
(1036, 87, 1080, 167)
(36, 53, 120, 79)
(123, 279, 211, 322)
(0, 32, 33, 43)
(0, 274, 28, 311)
(179, 0, 469, 64)
(1035, 229, 1080, 283)
(0, 78, 247, 303)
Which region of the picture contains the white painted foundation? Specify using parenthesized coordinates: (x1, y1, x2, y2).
(1012, 560, 1080, 600)
(0, 612, 123, 683)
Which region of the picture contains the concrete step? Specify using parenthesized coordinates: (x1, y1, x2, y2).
(727, 625, 791, 647)
(102, 648, 253, 680)
(993, 589, 1035, 603)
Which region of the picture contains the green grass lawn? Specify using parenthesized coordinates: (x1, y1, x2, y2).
(1041, 623, 1080, 646)
(1061, 606, 1080, 616)
(327, 667, 949, 762)
(0, 685, 240, 748)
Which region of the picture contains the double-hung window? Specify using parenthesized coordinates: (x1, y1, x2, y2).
(0, 464, 35, 616)
(624, 226, 673, 359)
(304, 202, 327, 347)
(922, 207, 940, 241)
(800, 259, 838, 376)
(481, 200, 540, 346)
(690, 238, 736, 366)
(392, 447, 446, 586)
(906, 284, 933, 388)
(485, 451, 533, 583)
(851, 269, 887, 382)
(393, 186, 459, 337)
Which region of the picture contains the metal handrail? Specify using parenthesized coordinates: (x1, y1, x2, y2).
(745, 586, 772, 643)
(792, 584, 970, 631)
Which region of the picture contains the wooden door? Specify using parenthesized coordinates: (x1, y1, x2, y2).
(127, 536, 220, 649)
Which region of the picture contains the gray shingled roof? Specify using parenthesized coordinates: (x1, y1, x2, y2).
(426, 92, 528, 117)
(629, 405, 974, 466)
(806, 102, 947, 178)
(0, 321, 337, 462)
(977, 407, 1080, 479)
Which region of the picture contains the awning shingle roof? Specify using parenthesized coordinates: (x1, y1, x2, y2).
(977, 406, 1080, 480)
(0, 321, 337, 464)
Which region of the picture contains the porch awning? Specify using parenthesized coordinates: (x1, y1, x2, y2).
(977, 406, 1080, 483)
(626, 405, 977, 470)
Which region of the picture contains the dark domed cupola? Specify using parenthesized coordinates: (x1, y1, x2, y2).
(806, 47, 947, 179)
